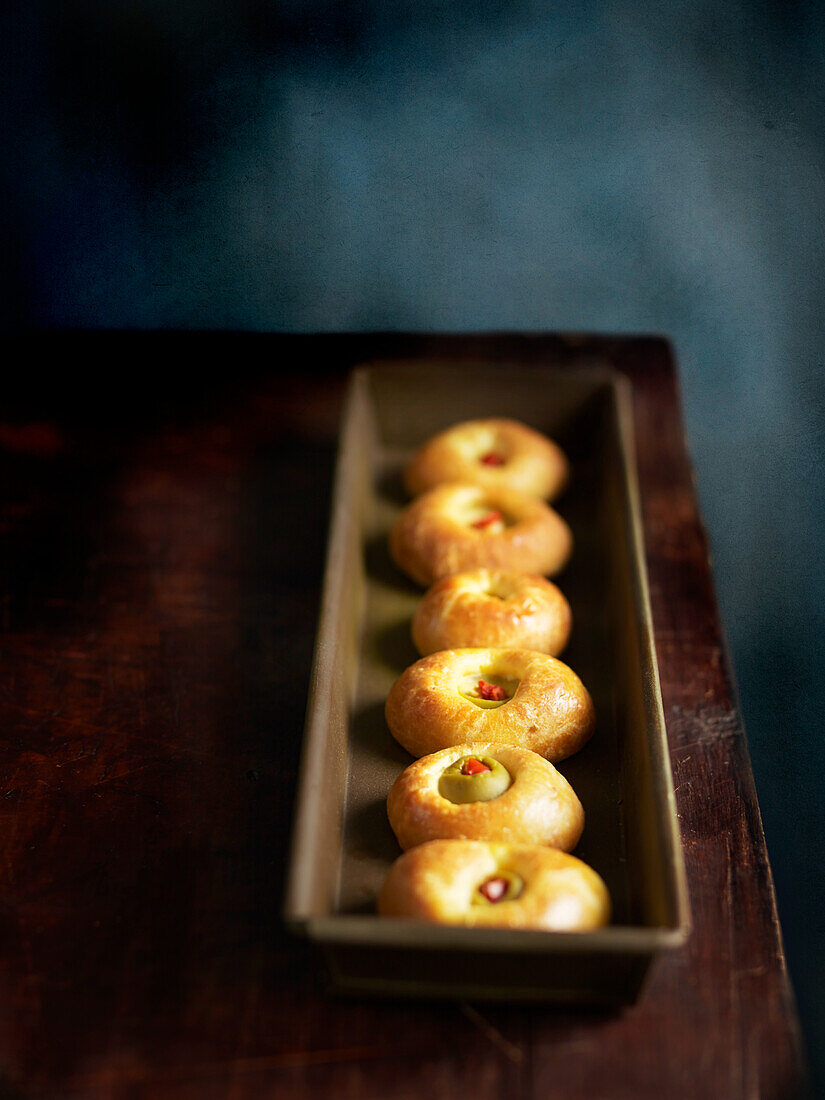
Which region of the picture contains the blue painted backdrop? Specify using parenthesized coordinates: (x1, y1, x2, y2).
(5, 0, 824, 1087)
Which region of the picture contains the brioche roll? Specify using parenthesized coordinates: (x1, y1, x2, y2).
(389, 484, 573, 587)
(412, 569, 572, 656)
(378, 839, 610, 931)
(387, 743, 584, 851)
(385, 648, 595, 762)
(404, 418, 569, 501)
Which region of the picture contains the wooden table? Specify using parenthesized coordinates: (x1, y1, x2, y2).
(0, 333, 805, 1098)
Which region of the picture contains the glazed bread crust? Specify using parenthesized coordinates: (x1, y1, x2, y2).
(385, 648, 595, 762)
(387, 743, 584, 851)
(389, 484, 573, 587)
(403, 418, 569, 501)
(378, 839, 610, 930)
(412, 569, 572, 656)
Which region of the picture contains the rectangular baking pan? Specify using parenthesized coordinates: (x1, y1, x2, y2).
(285, 357, 690, 1004)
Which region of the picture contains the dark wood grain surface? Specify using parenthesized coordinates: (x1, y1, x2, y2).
(0, 333, 805, 1098)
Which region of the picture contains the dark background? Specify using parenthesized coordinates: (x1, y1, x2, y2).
(3, 0, 824, 1091)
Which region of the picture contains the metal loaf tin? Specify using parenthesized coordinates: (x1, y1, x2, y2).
(285, 359, 690, 1004)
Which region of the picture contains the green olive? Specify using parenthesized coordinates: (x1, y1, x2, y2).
(457, 674, 519, 709)
(438, 755, 512, 804)
(458, 689, 506, 709)
(472, 870, 524, 905)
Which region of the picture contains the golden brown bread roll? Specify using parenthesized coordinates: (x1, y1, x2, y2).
(404, 418, 569, 501)
(389, 483, 573, 586)
(387, 743, 584, 851)
(378, 839, 610, 930)
(412, 569, 572, 656)
(385, 648, 595, 762)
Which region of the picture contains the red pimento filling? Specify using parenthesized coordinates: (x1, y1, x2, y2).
(461, 757, 491, 776)
(471, 510, 503, 530)
(476, 679, 507, 701)
(479, 877, 509, 903)
(480, 451, 505, 466)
